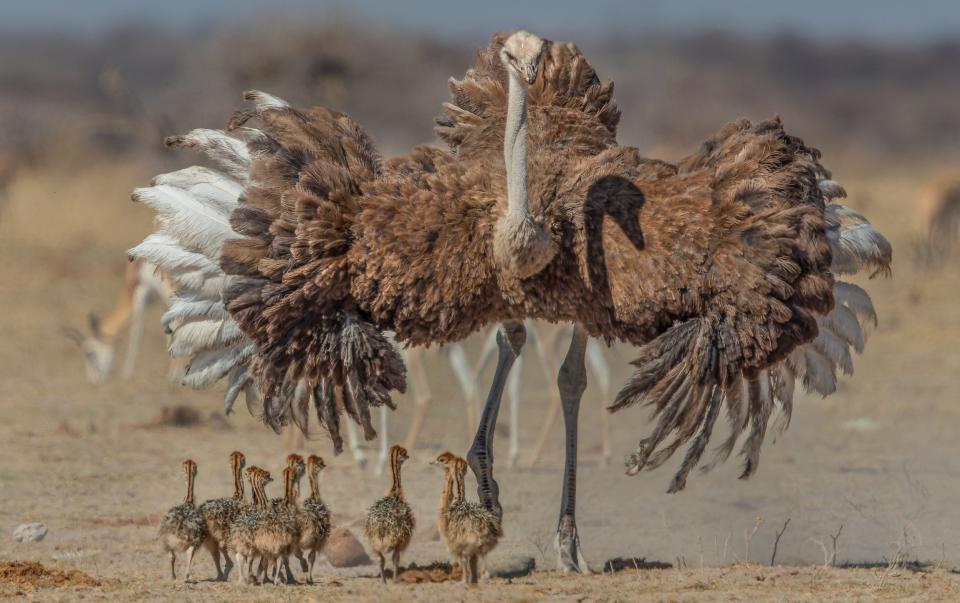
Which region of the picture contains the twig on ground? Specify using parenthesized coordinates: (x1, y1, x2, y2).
(770, 518, 791, 566)
(744, 516, 764, 563)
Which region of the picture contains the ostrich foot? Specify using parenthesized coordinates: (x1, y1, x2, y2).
(555, 515, 591, 574)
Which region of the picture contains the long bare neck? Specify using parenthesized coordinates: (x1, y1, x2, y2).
(308, 471, 320, 500)
(389, 457, 403, 498)
(504, 70, 530, 223)
(232, 461, 244, 501)
(184, 469, 195, 506)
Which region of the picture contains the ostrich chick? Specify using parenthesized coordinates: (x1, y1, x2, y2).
(227, 466, 271, 584)
(197, 450, 246, 580)
(434, 454, 501, 584)
(253, 465, 302, 584)
(299, 454, 332, 584)
(364, 445, 415, 583)
(158, 459, 208, 581)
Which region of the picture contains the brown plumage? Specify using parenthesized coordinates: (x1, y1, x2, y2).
(158, 459, 208, 582)
(134, 31, 891, 493)
(364, 445, 414, 583)
(433, 453, 501, 584)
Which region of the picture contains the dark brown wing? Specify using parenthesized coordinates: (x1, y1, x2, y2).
(608, 118, 891, 492)
(220, 92, 407, 451)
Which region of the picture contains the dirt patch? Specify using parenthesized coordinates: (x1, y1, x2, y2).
(398, 561, 462, 583)
(0, 561, 100, 590)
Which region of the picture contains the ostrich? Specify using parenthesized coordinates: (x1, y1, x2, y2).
(158, 459, 207, 581)
(197, 450, 246, 580)
(432, 452, 501, 584)
(364, 445, 415, 583)
(130, 30, 892, 575)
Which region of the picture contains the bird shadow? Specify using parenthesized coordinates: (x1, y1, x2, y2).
(582, 175, 646, 315)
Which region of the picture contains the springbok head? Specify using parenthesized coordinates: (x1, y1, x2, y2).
(63, 313, 115, 384)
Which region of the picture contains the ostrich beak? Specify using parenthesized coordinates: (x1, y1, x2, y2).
(521, 64, 538, 85)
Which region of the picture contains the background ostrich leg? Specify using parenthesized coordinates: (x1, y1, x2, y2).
(400, 347, 432, 457)
(555, 324, 591, 574)
(585, 339, 612, 468)
(467, 320, 525, 519)
(527, 328, 612, 468)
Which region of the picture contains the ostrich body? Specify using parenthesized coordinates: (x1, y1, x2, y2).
(299, 454, 332, 584)
(252, 465, 302, 584)
(363, 445, 415, 583)
(158, 459, 208, 581)
(227, 466, 270, 584)
(433, 453, 501, 584)
(132, 31, 892, 574)
(197, 450, 246, 580)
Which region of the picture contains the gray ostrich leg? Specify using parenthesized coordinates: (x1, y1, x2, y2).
(467, 320, 525, 520)
(555, 324, 591, 573)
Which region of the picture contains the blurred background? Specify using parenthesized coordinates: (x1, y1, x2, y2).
(2, 0, 960, 579)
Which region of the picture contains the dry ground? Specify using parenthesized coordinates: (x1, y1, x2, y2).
(1, 154, 960, 601)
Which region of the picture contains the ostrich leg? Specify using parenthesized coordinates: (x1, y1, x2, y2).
(585, 338, 612, 468)
(467, 320, 525, 519)
(400, 347, 431, 458)
(375, 405, 389, 476)
(555, 324, 591, 574)
(506, 353, 523, 468)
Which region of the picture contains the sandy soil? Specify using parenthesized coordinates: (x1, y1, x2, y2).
(1, 156, 960, 601)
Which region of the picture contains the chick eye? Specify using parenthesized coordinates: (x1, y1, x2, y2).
(504, 51, 515, 61)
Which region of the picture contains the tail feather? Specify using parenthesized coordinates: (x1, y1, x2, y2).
(164, 129, 252, 184)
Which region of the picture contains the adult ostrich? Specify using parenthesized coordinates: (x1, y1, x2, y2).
(131, 31, 891, 574)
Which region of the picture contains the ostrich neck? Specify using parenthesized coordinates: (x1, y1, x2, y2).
(389, 457, 403, 497)
(284, 469, 300, 508)
(232, 461, 244, 501)
(439, 469, 454, 515)
(451, 469, 466, 505)
(504, 70, 530, 223)
(308, 471, 320, 500)
(184, 468, 195, 506)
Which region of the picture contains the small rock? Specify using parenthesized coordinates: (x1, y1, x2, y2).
(13, 523, 48, 543)
(486, 554, 535, 578)
(325, 528, 371, 567)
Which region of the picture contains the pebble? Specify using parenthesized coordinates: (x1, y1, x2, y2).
(13, 523, 48, 543)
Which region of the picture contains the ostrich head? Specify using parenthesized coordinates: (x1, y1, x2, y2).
(390, 445, 409, 465)
(500, 30, 546, 85)
(230, 451, 246, 470)
(307, 454, 326, 474)
(286, 453, 306, 477)
(430, 451, 457, 470)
